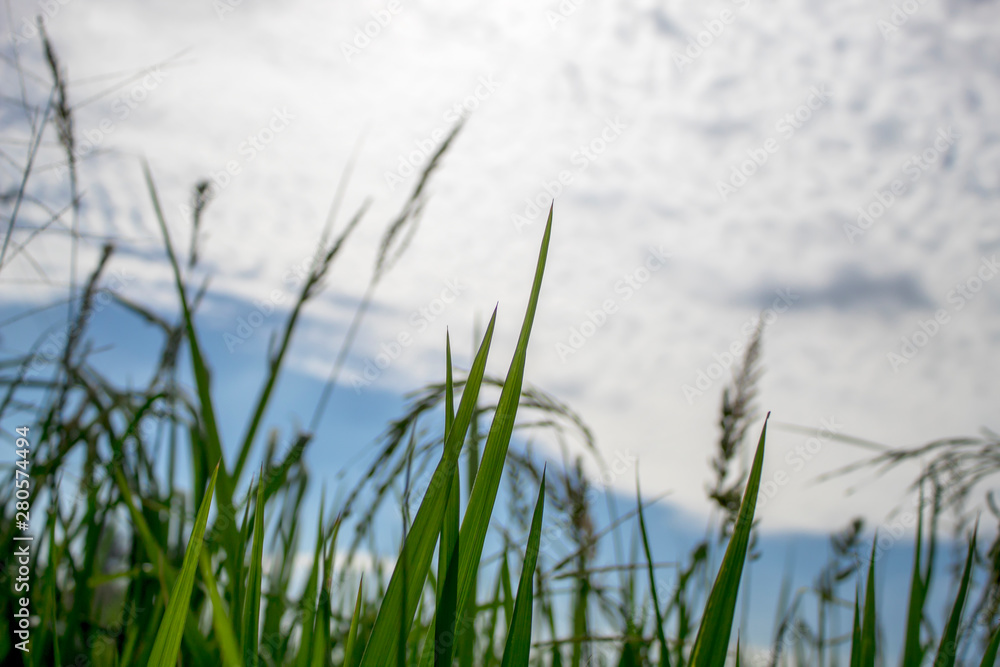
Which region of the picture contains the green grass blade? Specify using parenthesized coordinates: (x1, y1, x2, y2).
(435, 532, 460, 667)
(344, 577, 365, 667)
(860, 539, 877, 667)
(358, 310, 498, 667)
(850, 587, 861, 667)
(445, 330, 455, 436)
(636, 474, 671, 667)
(482, 556, 508, 667)
(980, 622, 1000, 667)
(901, 489, 926, 667)
(932, 525, 977, 667)
(500, 551, 514, 629)
(143, 163, 236, 537)
(199, 551, 244, 667)
(435, 332, 460, 667)
(233, 484, 254, 638)
(295, 502, 326, 667)
(454, 205, 554, 633)
(241, 471, 267, 667)
(500, 470, 546, 667)
(310, 540, 334, 667)
(688, 414, 769, 667)
(147, 464, 220, 667)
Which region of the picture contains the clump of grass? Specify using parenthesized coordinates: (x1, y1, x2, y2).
(0, 30, 998, 667)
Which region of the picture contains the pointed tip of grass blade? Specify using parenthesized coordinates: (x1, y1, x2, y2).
(344, 575, 365, 667)
(850, 585, 862, 667)
(454, 200, 553, 629)
(933, 524, 978, 667)
(359, 308, 498, 667)
(636, 469, 671, 667)
(980, 622, 1000, 667)
(688, 413, 768, 667)
(860, 536, 878, 667)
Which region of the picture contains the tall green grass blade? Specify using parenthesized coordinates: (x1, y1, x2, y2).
(199, 551, 244, 667)
(143, 163, 236, 543)
(445, 330, 455, 436)
(902, 488, 926, 667)
(688, 414, 769, 667)
(860, 540, 877, 667)
(242, 471, 267, 667)
(358, 309, 498, 667)
(310, 537, 335, 667)
(455, 205, 554, 636)
(295, 501, 326, 667)
(435, 332, 460, 667)
(499, 470, 546, 667)
(147, 464, 219, 667)
(932, 525, 977, 667)
(636, 474, 671, 667)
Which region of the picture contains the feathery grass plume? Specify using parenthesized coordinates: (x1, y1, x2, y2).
(337, 374, 597, 564)
(807, 516, 865, 665)
(187, 179, 212, 269)
(38, 21, 83, 325)
(709, 320, 763, 542)
(309, 120, 465, 433)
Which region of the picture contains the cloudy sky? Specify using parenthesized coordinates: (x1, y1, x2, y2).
(2, 0, 999, 545)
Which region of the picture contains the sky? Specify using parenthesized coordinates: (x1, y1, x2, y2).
(1, 0, 998, 563)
